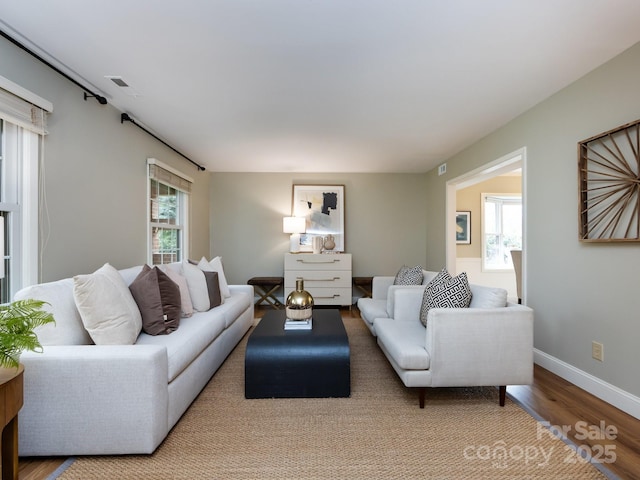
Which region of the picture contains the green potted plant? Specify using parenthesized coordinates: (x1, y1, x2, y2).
(0, 299, 55, 369)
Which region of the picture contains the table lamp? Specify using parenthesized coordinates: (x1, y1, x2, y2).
(283, 216, 306, 253)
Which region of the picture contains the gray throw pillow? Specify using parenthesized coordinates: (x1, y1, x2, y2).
(420, 269, 472, 327)
(130, 265, 181, 335)
(202, 271, 222, 309)
(393, 265, 424, 285)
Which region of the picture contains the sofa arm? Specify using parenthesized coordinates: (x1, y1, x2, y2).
(371, 276, 395, 299)
(19, 344, 169, 456)
(425, 305, 534, 387)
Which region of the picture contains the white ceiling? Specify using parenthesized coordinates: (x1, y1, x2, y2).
(2, 0, 640, 173)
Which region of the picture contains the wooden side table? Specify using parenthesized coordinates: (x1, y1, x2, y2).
(0, 364, 23, 480)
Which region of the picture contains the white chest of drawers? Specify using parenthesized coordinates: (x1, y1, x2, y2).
(284, 253, 352, 306)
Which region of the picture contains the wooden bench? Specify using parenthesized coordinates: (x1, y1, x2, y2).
(247, 277, 284, 309)
(352, 276, 373, 298)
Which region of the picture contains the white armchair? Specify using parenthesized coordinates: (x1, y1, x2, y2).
(374, 285, 534, 408)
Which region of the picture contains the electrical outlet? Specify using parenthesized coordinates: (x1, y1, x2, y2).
(592, 341, 604, 362)
(438, 163, 447, 176)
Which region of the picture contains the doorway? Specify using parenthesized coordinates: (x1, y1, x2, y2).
(445, 147, 526, 303)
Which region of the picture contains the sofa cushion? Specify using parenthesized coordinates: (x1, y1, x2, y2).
(469, 284, 508, 308)
(421, 270, 438, 285)
(118, 265, 144, 286)
(357, 298, 388, 326)
(135, 309, 227, 382)
(375, 318, 430, 370)
(420, 270, 472, 327)
(393, 265, 424, 285)
(14, 278, 92, 346)
(219, 291, 252, 328)
(161, 264, 194, 317)
(129, 265, 181, 335)
(73, 263, 143, 345)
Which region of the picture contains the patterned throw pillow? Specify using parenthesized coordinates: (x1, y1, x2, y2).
(419, 269, 472, 327)
(393, 265, 424, 285)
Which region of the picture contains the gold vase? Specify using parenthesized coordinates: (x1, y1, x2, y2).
(285, 278, 314, 320)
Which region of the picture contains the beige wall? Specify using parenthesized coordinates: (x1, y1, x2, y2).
(0, 37, 211, 282)
(426, 42, 640, 399)
(210, 173, 428, 285)
(456, 175, 522, 258)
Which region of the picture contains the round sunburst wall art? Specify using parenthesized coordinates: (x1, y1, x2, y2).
(578, 118, 640, 242)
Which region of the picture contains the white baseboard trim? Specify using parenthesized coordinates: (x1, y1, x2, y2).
(534, 349, 640, 420)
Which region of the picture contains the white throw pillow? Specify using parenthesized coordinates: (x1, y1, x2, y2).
(160, 264, 194, 317)
(182, 260, 211, 312)
(208, 256, 231, 298)
(197, 256, 226, 303)
(73, 263, 142, 345)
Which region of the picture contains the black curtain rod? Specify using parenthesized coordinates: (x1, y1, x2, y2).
(1, 28, 205, 172)
(0, 28, 107, 104)
(121, 114, 205, 171)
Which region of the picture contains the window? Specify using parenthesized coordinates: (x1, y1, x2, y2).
(0, 77, 50, 302)
(0, 119, 41, 302)
(148, 159, 191, 265)
(482, 194, 522, 271)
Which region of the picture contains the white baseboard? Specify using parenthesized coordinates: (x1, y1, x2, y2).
(534, 349, 640, 420)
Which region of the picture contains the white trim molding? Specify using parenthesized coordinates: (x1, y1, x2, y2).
(534, 349, 640, 420)
(0, 74, 53, 112)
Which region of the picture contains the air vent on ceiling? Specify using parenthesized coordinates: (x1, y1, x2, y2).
(109, 76, 128, 87)
(104, 75, 141, 97)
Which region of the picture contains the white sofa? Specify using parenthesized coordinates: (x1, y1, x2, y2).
(359, 272, 534, 408)
(13, 264, 254, 456)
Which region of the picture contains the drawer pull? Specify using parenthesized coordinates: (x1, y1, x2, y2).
(303, 277, 341, 282)
(296, 259, 340, 264)
(314, 294, 340, 299)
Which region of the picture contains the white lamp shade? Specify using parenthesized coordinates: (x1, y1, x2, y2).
(283, 216, 306, 234)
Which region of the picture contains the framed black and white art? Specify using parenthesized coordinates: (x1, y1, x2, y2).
(292, 184, 345, 252)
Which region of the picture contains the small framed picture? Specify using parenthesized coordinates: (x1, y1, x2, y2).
(456, 211, 471, 244)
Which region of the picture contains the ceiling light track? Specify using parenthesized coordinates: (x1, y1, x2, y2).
(121, 113, 205, 171)
(0, 28, 107, 105)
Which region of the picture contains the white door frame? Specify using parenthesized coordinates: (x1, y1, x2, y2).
(445, 147, 527, 301)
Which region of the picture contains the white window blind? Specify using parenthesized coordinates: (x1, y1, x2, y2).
(0, 87, 49, 135)
(148, 160, 192, 194)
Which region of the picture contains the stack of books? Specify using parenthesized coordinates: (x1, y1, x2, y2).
(284, 318, 312, 330)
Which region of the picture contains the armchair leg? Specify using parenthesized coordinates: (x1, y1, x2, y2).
(418, 387, 425, 408)
(499, 385, 506, 406)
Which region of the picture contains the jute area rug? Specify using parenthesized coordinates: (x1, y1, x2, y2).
(58, 314, 608, 479)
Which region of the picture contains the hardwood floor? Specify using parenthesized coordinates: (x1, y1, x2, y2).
(508, 365, 640, 480)
(17, 307, 640, 479)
